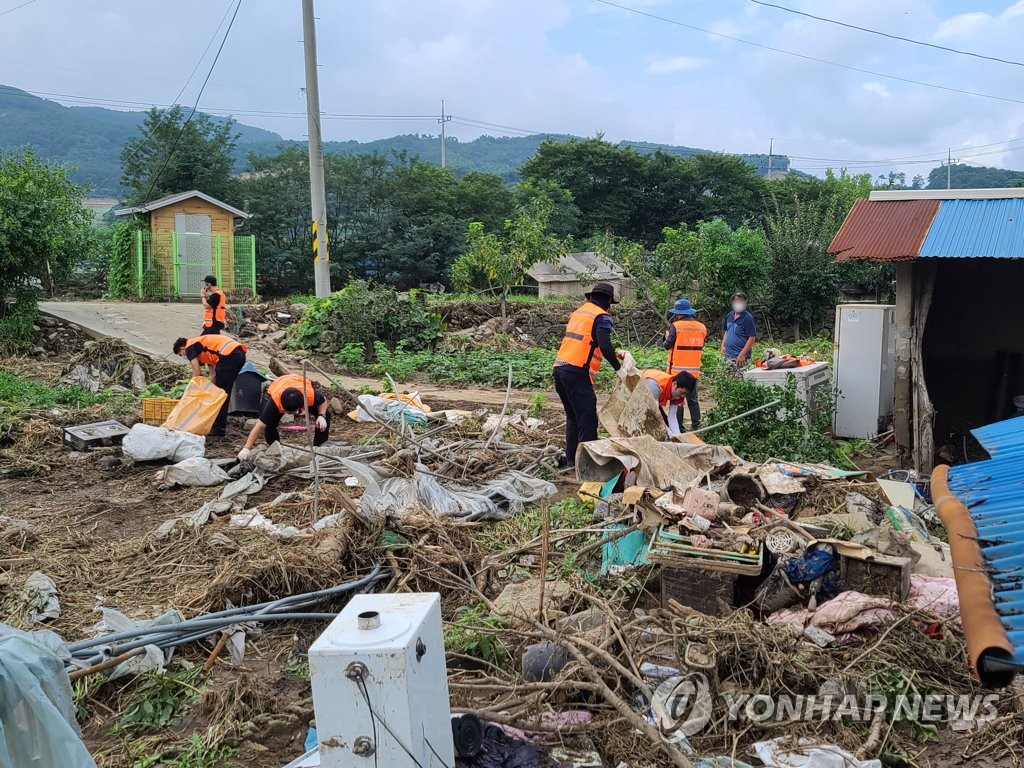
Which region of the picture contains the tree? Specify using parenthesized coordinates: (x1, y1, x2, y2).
(519, 136, 647, 240)
(691, 220, 771, 316)
(0, 149, 94, 348)
(450, 197, 561, 323)
(121, 106, 240, 205)
(764, 197, 840, 338)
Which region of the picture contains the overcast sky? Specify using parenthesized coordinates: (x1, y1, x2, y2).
(3, 0, 1024, 179)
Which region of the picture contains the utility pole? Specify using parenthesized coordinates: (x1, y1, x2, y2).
(767, 137, 774, 177)
(302, 0, 331, 297)
(947, 148, 952, 190)
(439, 99, 452, 168)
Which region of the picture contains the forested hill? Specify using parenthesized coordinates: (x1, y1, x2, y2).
(1, 85, 788, 195)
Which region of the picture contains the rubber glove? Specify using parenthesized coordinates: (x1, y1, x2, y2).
(237, 447, 252, 461)
(315, 415, 328, 432)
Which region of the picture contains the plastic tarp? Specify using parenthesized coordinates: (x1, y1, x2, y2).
(0, 635, 97, 768)
(352, 460, 556, 522)
(121, 423, 205, 463)
(576, 436, 740, 490)
(752, 737, 881, 768)
(348, 394, 429, 425)
(598, 357, 669, 441)
(87, 607, 184, 679)
(155, 457, 230, 488)
(161, 377, 227, 436)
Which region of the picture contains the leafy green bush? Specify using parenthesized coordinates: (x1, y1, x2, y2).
(289, 280, 443, 355)
(702, 374, 837, 463)
(0, 289, 39, 353)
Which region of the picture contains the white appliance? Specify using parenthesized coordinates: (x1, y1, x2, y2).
(304, 593, 453, 768)
(832, 304, 896, 439)
(742, 361, 832, 431)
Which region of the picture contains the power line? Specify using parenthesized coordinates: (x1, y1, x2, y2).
(140, 0, 242, 203)
(593, 0, 1024, 107)
(0, 0, 37, 16)
(749, 0, 1024, 69)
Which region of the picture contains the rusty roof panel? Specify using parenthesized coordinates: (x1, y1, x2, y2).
(828, 198, 940, 262)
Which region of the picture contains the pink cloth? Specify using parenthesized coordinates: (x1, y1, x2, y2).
(908, 575, 959, 619)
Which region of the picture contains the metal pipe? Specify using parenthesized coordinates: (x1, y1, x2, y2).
(68, 567, 385, 653)
(689, 399, 783, 436)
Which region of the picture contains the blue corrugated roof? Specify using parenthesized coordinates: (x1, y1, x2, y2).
(947, 415, 1024, 672)
(920, 199, 1024, 259)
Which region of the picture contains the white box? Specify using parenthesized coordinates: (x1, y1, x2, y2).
(833, 304, 895, 439)
(308, 593, 453, 768)
(742, 361, 832, 431)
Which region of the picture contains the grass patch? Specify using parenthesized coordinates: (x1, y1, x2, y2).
(443, 603, 510, 668)
(334, 336, 832, 391)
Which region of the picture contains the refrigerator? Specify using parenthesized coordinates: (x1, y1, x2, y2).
(833, 304, 896, 439)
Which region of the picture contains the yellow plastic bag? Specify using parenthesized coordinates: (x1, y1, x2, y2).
(161, 377, 227, 436)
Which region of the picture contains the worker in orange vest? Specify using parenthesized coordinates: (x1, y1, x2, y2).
(173, 334, 247, 437)
(237, 373, 331, 461)
(663, 298, 707, 430)
(200, 275, 227, 335)
(641, 369, 697, 437)
(552, 282, 626, 468)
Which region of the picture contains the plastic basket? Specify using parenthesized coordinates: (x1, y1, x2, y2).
(141, 397, 180, 425)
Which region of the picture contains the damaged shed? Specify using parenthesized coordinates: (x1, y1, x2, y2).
(829, 188, 1024, 471)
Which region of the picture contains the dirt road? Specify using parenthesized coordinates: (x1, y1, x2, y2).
(41, 301, 532, 407)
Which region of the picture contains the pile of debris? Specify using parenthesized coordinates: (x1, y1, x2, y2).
(236, 302, 301, 346)
(29, 314, 92, 358)
(61, 338, 182, 394)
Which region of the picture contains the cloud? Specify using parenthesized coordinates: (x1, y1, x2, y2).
(862, 82, 892, 99)
(934, 12, 990, 39)
(646, 55, 709, 74)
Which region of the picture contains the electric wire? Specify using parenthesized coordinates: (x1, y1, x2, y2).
(138, 0, 243, 203)
(0, 0, 37, 16)
(749, 0, 1024, 70)
(354, 672, 453, 768)
(594, 0, 1024, 107)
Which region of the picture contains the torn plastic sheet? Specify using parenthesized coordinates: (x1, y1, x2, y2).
(154, 472, 268, 538)
(483, 412, 544, 437)
(0, 622, 71, 662)
(0, 635, 97, 768)
(349, 393, 429, 425)
(155, 456, 231, 488)
(353, 461, 556, 522)
(23, 571, 61, 624)
(752, 737, 881, 768)
(88, 607, 184, 679)
(577, 437, 740, 490)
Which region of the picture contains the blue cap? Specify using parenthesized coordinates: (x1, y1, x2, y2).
(668, 298, 697, 316)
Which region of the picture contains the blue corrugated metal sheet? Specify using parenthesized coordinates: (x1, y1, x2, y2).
(947, 415, 1024, 671)
(920, 199, 1024, 258)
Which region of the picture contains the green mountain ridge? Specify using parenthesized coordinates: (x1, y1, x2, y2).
(0, 85, 792, 197)
(5, 85, 1024, 196)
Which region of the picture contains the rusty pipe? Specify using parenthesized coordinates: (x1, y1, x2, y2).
(932, 464, 1017, 688)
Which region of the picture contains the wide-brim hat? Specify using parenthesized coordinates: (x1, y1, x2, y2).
(668, 298, 697, 316)
(585, 281, 619, 303)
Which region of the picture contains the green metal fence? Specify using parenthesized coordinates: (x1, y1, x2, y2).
(133, 231, 257, 299)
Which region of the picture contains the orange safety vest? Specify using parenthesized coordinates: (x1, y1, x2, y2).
(553, 302, 609, 376)
(642, 369, 679, 407)
(203, 287, 227, 327)
(267, 374, 316, 413)
(667, 319, 707, 378)
(186, 334, 245, 367)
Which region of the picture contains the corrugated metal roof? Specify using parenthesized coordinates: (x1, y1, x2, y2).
(947, 415, 1024, 674)
(828, 199, 940, 261)
(919, 199, 1024, 259)
(527, 252, 625, 283)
